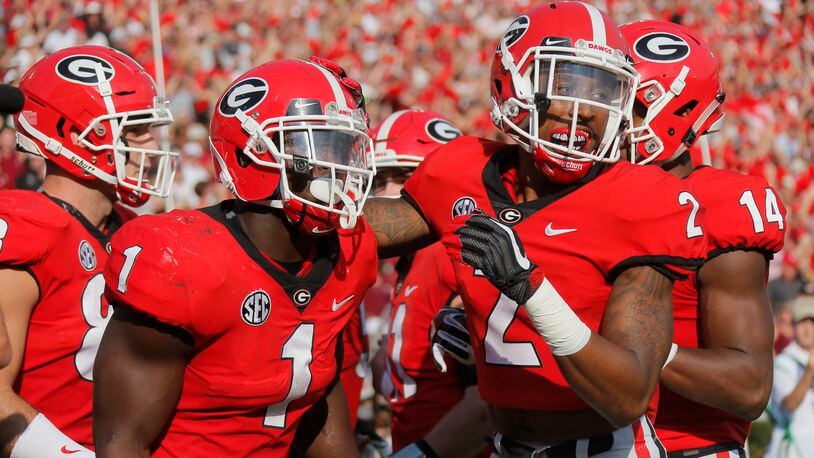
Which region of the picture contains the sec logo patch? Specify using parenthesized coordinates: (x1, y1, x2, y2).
(241, 290, 271, 326)
(451, 196, 477, 218)
(78, 240, 97, 271)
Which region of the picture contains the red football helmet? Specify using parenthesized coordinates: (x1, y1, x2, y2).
(490, 1, 637, 184)
(621, 20, 725, 165)
(371, 108, 462, 169)
(14, 45, 176, 207)
(209, 58, 375, 234)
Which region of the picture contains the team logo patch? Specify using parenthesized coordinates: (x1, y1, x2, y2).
(78, 240, 96, 271)
(293, 289, 312, 307)
(218, 77, 269, 117)
(498, 15, 530, 53)
(451, 196, 477, 218)
(56, 55, 115, 85)
(426, 119, 462, 144)
(498, 208, 522, 225)
(633, 32, 691, 63)
(241, 289, 271, 326)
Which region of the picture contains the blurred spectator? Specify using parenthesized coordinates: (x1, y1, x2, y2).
(769, 253, 807, 311)
(0, 126, 24, 189)
(14, 157, 45, 191)
(767, 295, 814, 457)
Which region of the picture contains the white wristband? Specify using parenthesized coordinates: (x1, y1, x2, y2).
(523, 278, 592, 356)
(662, 343, 679, 370)
(11, 413, 94, 458)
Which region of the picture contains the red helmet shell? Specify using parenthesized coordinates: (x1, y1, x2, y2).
(621, 20, 725, 164)
(371, 109, 462, 169)
(490, 1, 635, 184)
(14, 45, 166, 205)
(209, 59, 366, 202)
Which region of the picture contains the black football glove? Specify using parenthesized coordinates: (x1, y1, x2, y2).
(429, 306, 474, 373)
(445, 214, 542, 305)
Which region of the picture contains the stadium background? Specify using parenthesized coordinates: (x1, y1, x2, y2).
(0, 0, 812, 454)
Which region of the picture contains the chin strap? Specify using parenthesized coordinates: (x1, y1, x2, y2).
(338, 190, 357, 229)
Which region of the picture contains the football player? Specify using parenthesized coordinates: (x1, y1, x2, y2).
(93, 58, 377, 457)
(365, 108, 491, 457)
(621, 21, 785, 457)
(0, 45, 175, 457)
(361, 2, 708, 455)
(339, 290, 369, 429)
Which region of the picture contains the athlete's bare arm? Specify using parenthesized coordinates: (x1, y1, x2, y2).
(363, 197, 435, 258)
(0, 310, 11, 368)
(0, 267, 41, 455)
(660, 250, 773, 420)
(93, 306, 192, 458)
(555, 266, 673, 428)
(423, 386, 491, 458)
(301, 382, 359, 458)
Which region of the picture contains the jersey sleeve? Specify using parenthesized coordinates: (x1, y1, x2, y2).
(603, 169, 707, 282)
(0, 192, 67, 267)
(103, 214, 195, 333)
(401, 136, 490, 237)
(700, 173, 786, 260)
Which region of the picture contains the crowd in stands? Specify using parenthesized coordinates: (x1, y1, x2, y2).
(1, 0, 813, 443)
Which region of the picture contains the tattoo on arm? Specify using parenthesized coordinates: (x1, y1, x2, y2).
(603, 266, 673, 372)
(364, 198, 435, 257)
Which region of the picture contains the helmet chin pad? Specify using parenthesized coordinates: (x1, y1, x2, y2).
(308, 177, 344, 206)
(533, 144, 592, 185)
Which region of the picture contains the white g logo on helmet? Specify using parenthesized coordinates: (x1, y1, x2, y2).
(633, 32, 691, 63)
(56, 55, 115, 85)
(218, 77, 269, 116)
(426, 119, 462, 143)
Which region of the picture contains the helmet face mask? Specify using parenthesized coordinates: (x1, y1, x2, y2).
(209, 59, 376, 233)
(13, 46, 177, 207)
(490, 2, 638, 184)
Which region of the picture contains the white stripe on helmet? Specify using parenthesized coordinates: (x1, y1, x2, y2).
(374, 109, 409, 153)
(582, 2, 607, 46)
(307, 61, 349, 109)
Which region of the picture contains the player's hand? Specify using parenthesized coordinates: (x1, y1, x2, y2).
(442, 213, 543, 305)
(430, 306, 474, 373)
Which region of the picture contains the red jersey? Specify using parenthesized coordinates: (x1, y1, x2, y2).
(657, 166, 786, 452)
(103, 200, 377, 457)
(381, 242, 466, 450)
(0, 190, 133, 448)
(340, 302, 369, 427)
(403, 137, 706, 413)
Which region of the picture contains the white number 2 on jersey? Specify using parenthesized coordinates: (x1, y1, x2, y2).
(678, 191, 703, 238)
(0, 217, 8, 252)
(264, 323, 315, 428)
(484, 294, 541, 366)
(739, 188, 784, 233)
(75, 273, 113, 381)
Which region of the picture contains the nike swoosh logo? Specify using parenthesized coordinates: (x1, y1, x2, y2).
(312, 226, 334, 234)
(404, 285, 418, 297)
(61, 446, 80, 455)
(332, 295, 355, 312)
(295, 100, 319, 109)
(544, 223, 577, 236)
(543, 38, 568, 46)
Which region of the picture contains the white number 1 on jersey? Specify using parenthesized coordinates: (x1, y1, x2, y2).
(264, 323, 315, 428)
